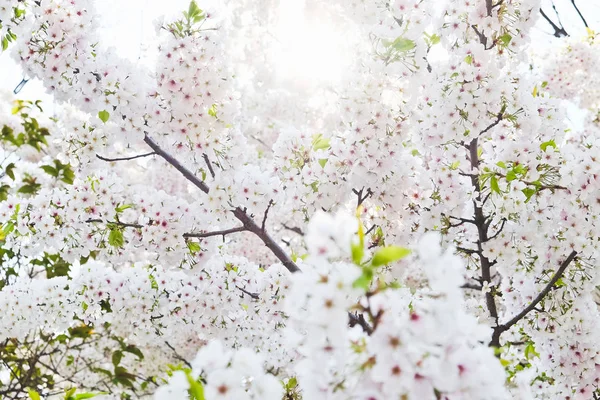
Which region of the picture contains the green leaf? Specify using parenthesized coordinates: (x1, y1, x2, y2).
(371, 246, 411, 267)
(352, 268, 373, 290)
(351, 241, 364, 266)
(5, 163, 16, 180)
(98, 110, 110, 123)
(391, 37, 416, 52)
(64, 387, 77, 400)
(499, 33, 512, 46)
(505, 170, 517, 182)
(464, 54, 473, 65)
(312, 134, 330, 151)
(108, 228, 124, 248)
(540, 140, 556, 152)
(524, 342, 540, 360)
(490, 175, 500, 193)
(28, 389, 41, 400)
(41, 164, 58, 177)
(112, 350, 123, 366)
(208, 104, 218, 118)
(522, 187, 536, 202)
(60, 164, 75, 185)
(185, 370, 205, 400)
(495, 161, 507, 169)
(318, 158, 328, 168)
(188, 0, 202, 18)
(115, 204, 133, 213)
(123, 344, 144, 360)
(187, 241, 201, 253)
(1, 37, 8, 51)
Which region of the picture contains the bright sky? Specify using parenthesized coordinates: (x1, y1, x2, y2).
(0, 0, 599, 116)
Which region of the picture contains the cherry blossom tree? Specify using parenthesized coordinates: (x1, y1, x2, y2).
(1, 0, 600, 399)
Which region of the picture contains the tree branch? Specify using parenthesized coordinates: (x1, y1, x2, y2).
(496, 251, 577, 336)
(143, 133, 210, 194)
(183, 226, 247, 239)
(202, 153, 215, 178)
(233, 207, 301, 273)
(570, 0, 589, 28)
(143, 132, 300, 273)
(96, 152, 156, 162)
(283, 224, 304, 236)
(540, 8, 568, 37)
(261, 199, 274, 232)
(479, 112, 504, 137)
(348, 312, 373, 335)
(353, 187, 373, 208)
(86, 218, 143, 229)
(236, 285, 260, 300)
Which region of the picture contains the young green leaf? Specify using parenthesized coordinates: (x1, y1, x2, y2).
(98, 110, 110, 123)
(371, 246, 411, 267)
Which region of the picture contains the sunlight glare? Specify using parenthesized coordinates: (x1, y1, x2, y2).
(273, 0, 350, 87)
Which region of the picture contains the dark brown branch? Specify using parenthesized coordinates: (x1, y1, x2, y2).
(495, 251, 577, 337)
(479, 112, 504, 137)
(144, 133, 210, 194)
(283, 224, 304, 236)
(233, 207, 300, 273)
(570, 0, 589, 28)
(262, 200, 274, 232)
(85, 218, 143, 229)
(236, 285, 260, 300)
(202, 153, 215, 178)
(486, 0, 493, 15)
(96, 152, 156, 162)
(183, 226, 247, 239)
(353, 187, 373, 208)
(461, 283, 484, 291)
(487, 218, 507, 241)
(143, 132, 300, 273)
(540, 8, 568, 37)
(456, 246, 481, 255)
(164, 341, 192, 369)
(348, 312, 373, 335)
(365, 224, 377, 236)
(468, 138, 500, 336)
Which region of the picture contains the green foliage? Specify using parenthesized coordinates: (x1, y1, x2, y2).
(41, 160, 76, 184)
(31, 252, 72, 279)
(311, 134, 330, 151)
(108, 227, 125, 248)
(208, 104, 218, 118)
(98, 110, 110, 123)
(371, 245, 411, 267)
(164, 1, 207, 38)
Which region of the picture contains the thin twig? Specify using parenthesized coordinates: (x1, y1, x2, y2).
(164, 341, 192, 368)
(570, 0, 588, 28)
(236, 286, 260, 300)
(348, 312, 373, 335)
(540, 8, 568, 37)
(497, 251, 577, 334)
(144, 132, 300, 273)
(144, 133, 210, 194)
(96, 152, 156, 162)
(183, 226, 247, 239)
(282, 224, 304, 236)
(86, 218, 143, 229)
(202, 153, 215, 178)
(262, 200, 274, 232)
